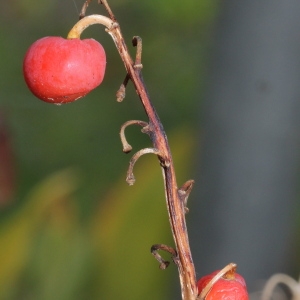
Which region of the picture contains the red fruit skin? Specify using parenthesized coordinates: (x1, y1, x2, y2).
(197, 270, 249, 300)
(23, 36, 106, 104)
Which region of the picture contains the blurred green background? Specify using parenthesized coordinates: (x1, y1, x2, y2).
(0, 0, 218, 299)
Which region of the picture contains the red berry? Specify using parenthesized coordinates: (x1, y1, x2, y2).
(197, 268, 249, 300)
(23, 36, 106, 104)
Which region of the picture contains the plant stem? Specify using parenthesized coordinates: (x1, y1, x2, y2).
(68, 12, 197, 300)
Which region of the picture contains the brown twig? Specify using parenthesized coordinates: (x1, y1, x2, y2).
(68, 3, 198, 299)
(115, 37, 142, 102)
(79, 0, 92, 19)
(178, 179, 195, 213)
(116, 75, 130, 102)
(99, 0, 116, 21)
(151, 244, 179, 270)
(132, 36, 143, 70)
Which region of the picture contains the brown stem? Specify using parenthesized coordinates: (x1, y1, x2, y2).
(68, 11, 197, 300)
(116, 22, 197, 295)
